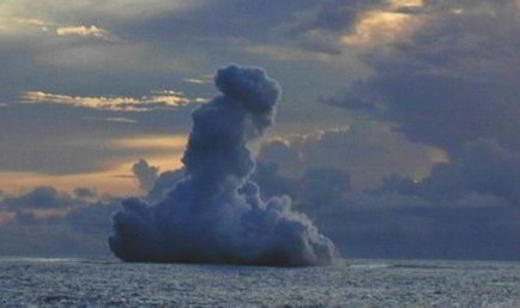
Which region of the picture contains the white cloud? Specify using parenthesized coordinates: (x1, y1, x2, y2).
(0, 17, 54, 35)
(389, 0, 424, 9)
(104, 117, 138, 124)
(0, 14, 112, 41)
(56, 25, 111, 40)
(83, 116, 139, 124)
(194, 98, 210, 103)
(21, 90, 204, 112)
(0, 0, 205, 41)
(183, 75, 213, 84)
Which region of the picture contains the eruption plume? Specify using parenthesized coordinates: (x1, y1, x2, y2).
(109, 65, 336, 266)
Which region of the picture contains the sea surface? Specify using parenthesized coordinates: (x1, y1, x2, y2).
(1, 257, 519, 307)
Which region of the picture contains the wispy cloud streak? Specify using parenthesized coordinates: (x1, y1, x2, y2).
(56, 25, 112, 40)
(21, 90, 205, 112)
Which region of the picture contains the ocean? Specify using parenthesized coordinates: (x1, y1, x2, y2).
(1, 257, 519, 307)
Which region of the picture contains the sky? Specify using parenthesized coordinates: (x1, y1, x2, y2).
(0, 0, 519, 260)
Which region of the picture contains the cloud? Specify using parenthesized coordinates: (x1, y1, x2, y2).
(274, 0, 375, 54)
(1, 138, 519, 260)
(4, 186, 74, 209)
(73, 188, 98, 199)
(56, 25, 112, 40)
(66, 199, 120, 235)
(146, 168, 185, 202)
(314, 197, 520, 260)
(274, 0, 427, 54)
(0, 187, 121, 256)
(104, 117, 138, 124)
(340, 9, 423, 46)
(0, 0, 204, 25)
(298, 167, 351, 206)
(183, 75, 213, 84)
(1, 16, 112, 41)
(259, 123, 446, 189)
(21, 90, 202, 112)
(0, 0, 210, 101)
(83, 116, 139, 124)
(234, 144, 520, 260)
(315, 137, 520, 259)
(131, 159, 160, 192)
(374, 140, 520, 205)
(332, 1, 520, 154)
(302, 1, 520, 259)
(0, 111, 189, 179)
(0, 17, 54, 35)
(1, 0, 519, 262)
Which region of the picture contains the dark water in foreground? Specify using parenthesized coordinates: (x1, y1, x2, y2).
(0, 257, 519, 307)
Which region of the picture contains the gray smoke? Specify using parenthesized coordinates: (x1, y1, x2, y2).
(109, 65, 336, 266)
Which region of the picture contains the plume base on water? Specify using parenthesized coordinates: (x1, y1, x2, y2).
(109, 65, 337, 266)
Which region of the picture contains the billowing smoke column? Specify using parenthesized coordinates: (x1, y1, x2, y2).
(109, 65, 336, 266)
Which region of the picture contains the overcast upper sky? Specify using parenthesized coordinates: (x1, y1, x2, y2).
(1, 0, 519, 259)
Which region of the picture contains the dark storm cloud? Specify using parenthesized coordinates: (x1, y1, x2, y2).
(275, 0, 385, 54)
(0, 185, 120, 256)
(115, 0, 317, 42)
(335, 0, 520, 154)
(323, 139, 519, 260)
(4, 186, 74, 209)
(373, 140, 520, 205)
(304, 1, 520, 260)
(246, 157, 520, 260)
